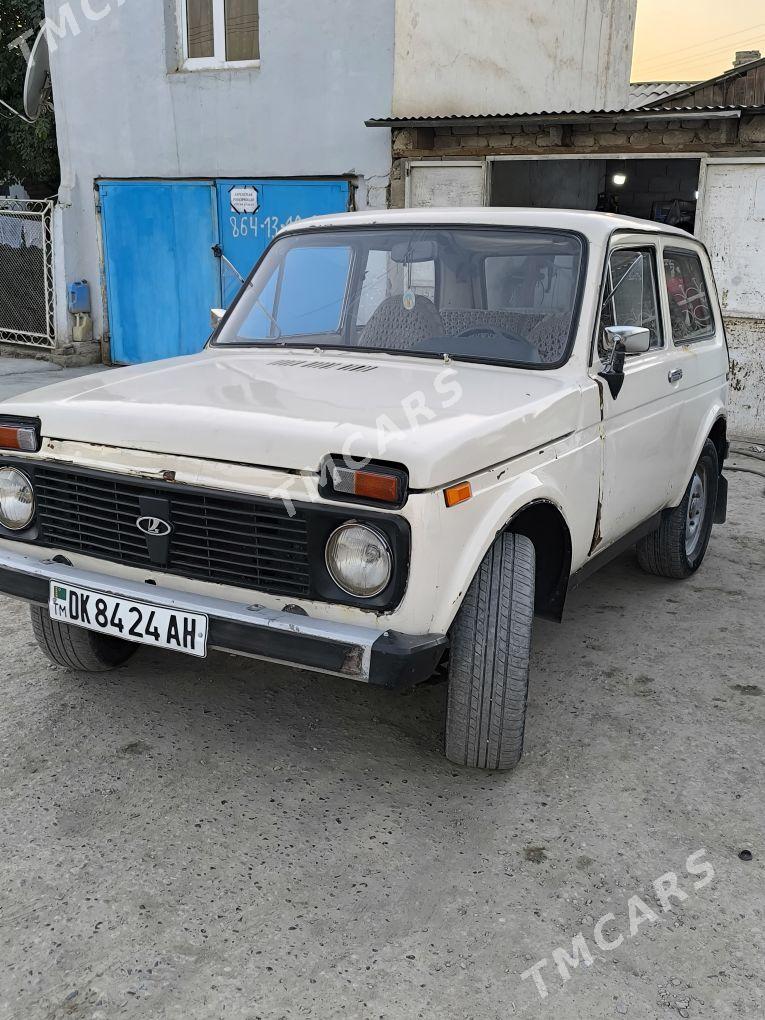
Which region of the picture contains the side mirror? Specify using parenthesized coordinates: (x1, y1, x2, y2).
(605, 325, 651, 355)
(210, 307, 225, 330)
(599, 326, 651, 399)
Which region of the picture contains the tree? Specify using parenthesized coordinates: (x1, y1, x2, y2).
(0, 0, 59, 195)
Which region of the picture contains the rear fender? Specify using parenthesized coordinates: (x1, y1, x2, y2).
(675, 405, 728, 507)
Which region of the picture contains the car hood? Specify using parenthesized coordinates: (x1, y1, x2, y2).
(3, 349, 583, 490)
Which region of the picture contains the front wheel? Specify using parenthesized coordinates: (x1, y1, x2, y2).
(446, 532, 536, 771)
(636, 439, 719, 580)
(30, 606, 138, 672)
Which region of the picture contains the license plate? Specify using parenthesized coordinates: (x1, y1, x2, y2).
(49, 582, 208, 659)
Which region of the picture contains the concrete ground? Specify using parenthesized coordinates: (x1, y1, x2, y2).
(0, 470, 763, 1019)
(0, 357, 107, 403)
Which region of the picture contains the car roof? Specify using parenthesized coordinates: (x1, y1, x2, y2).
(280, 207, 695, 244)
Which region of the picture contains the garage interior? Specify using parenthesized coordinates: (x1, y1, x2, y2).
(490, 158, 702, 232)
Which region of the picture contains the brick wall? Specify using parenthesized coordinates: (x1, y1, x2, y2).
(389, 116, 765, 206)
(392, 116, 765, 159)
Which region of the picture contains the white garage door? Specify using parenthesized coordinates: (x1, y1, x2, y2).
(406, 161, 487, 208)
(698, 159, 765, 318)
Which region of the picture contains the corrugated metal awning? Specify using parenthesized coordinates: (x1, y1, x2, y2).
(366, 105, 765, 129)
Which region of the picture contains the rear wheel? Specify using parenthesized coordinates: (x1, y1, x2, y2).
(637, 439, 719, 579)
(30, 606, 137, 672)
(446, 533, 535, 771)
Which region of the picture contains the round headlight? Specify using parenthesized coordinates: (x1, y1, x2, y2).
(325, 523, 393, 598)
(0, 467, 35, 531)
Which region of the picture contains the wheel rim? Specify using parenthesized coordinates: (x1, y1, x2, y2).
(685, 466, 707, 558)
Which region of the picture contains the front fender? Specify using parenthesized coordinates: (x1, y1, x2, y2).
(427, 464, 586, 635)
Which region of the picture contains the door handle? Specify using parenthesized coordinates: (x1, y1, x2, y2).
(668, 368, 683, 384)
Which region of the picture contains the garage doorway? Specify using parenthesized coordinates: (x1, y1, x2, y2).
(490, 158, 702, 233)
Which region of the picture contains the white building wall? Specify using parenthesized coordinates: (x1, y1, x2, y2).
(392, 0, 637, 117)
(45, 0, 396, 343)
(698, 158, 765, 439)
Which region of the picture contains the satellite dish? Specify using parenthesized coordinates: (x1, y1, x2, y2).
(23, 27, 51, 122)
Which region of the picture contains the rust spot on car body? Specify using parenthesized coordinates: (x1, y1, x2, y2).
(341, 645, 365, 677)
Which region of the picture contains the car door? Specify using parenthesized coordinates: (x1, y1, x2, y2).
(657, 240, 729, 506)
(592, 236, 684, 548)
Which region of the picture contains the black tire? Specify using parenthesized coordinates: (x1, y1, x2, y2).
(446, 532, 535, 771)
(30, 605, 138, 672)
(636, 439, 719, 580)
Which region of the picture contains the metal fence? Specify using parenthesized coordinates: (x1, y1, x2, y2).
(0, 198, 56, 348)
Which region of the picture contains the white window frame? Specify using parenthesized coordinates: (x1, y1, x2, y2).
(178, 0, 260, 71)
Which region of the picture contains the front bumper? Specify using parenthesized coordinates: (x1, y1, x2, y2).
(0, 549, 447, 689)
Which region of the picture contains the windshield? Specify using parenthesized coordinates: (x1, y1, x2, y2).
(215, 226, 585, 368)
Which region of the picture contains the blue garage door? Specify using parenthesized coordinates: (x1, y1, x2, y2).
(100, 178, 350, 365)
(100, 181, 221, 365)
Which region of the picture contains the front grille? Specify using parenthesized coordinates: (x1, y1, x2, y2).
(34, 468, 311, 598)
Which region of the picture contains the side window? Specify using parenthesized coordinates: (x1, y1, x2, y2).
(599, 248, 662, 359)
(663, 250, 715, 343)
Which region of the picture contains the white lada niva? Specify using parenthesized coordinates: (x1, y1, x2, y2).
(0, 209, 729, 770)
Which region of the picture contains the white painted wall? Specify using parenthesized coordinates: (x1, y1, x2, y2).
(724, 317, 765, 439)
(392, 0, 637, 117)
(698, 158, 765, 439)
(45, 0, 396, 342)
(407, 162, 486, 206)
(699, 160, 765, 319)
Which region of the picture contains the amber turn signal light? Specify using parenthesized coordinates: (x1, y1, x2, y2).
(323, 458, 407, 507)
(0, 424, 39, 453)
(444, 481, 472, 508)
(352, 470, 400, 503)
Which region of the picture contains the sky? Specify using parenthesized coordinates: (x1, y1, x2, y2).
(632, 0, 765, 82)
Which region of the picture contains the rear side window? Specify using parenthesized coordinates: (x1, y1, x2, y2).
(663, 250, 715, 343)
